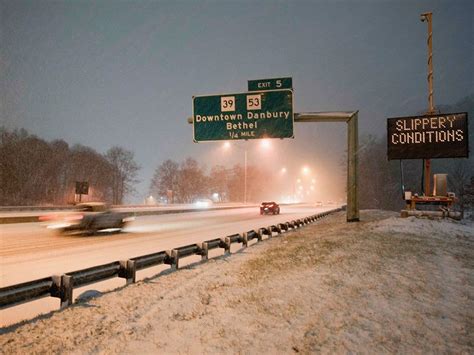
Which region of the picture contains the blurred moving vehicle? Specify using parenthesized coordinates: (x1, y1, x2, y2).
(40, 202, 132, 235)
(260, 201, 280, 215)
(315, 201, 323, 207)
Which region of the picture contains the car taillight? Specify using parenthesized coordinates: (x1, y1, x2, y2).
(66, 214, 83, 221)
(39, 214, 55, 222)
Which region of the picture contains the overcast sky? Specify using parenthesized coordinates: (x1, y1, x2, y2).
(1, 0, 472, 202)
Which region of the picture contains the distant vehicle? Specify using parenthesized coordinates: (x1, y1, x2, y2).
(194, 198, 213, 208)
(260, 201, 280, 215)
(40, 202, 132, 235)
(315, 201, 323, 207)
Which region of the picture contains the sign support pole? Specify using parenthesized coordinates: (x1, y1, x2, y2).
(347, 112, 359, 222)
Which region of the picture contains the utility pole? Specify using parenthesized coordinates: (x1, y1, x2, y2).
(421, 12, 435, 196)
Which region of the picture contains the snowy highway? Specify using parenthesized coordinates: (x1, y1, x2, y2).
(1, 204, 334, 326)
(1, 204, 332, 287)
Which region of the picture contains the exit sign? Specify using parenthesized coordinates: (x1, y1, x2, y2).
(248, 77, 292, 91)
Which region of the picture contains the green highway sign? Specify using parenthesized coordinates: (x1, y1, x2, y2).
(193, 89, 294, 142)
(248, 77, 292, 91)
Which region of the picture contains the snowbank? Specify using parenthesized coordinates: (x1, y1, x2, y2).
(1, 210, 473, 354)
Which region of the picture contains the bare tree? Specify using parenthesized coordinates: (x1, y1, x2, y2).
(357, 135, 404, 211)
(149, 159, 179, 203)
(105, 146, 140, 205)
(448, 161, 473, 218)
(175, 158, 207, 203)
(227, 164, 244, 202)
(208, 165, 230, 202)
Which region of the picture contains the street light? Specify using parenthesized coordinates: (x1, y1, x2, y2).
(260, 139, 271, 149)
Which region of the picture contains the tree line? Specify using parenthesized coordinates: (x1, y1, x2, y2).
(0, 127, 139, 205)
(149, 157, 274, 204)
(2, 95, 472, 214)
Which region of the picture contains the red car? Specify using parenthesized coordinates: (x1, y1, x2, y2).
(260, 202, 280, 215)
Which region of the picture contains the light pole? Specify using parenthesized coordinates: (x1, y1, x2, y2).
(223, 142, 248, 204)
(244, 148, 247, 204)
(223, 140, 272, 204)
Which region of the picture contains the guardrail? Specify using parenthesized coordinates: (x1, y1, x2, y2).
(0, 208, 342, 310)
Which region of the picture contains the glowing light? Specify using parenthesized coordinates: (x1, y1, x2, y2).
(146, 195, 156, 205)
(260, 139, 271, 149)
(311, 178, 316, 184)
(296, 178, 301, 183)
(281, 167, 287, 173)
(302, 166, 310, 175)
(223, 142, 231, 149)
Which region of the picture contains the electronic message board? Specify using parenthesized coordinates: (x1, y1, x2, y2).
(387, 112, 469, 160)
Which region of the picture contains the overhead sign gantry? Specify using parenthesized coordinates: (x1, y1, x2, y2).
(190, 78, 359, 222)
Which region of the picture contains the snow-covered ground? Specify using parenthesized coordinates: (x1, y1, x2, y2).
(1, 210, 473, 353)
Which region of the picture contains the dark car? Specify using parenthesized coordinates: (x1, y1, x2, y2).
(41, 202, 132, 235)
(260, 201, 280, 215)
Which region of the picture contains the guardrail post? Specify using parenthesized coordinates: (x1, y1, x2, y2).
(257, 229, 263, 242)
(267, 226, 273, 238)
(119, 260, 136, 285)
(224, 237, 231, 255)
(242, 232, 248, 247)
(200, 242, 209, 261)
(172, 249, 179, 270)
(165, 250, 179, 270)
(52, 274, 73, 309)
